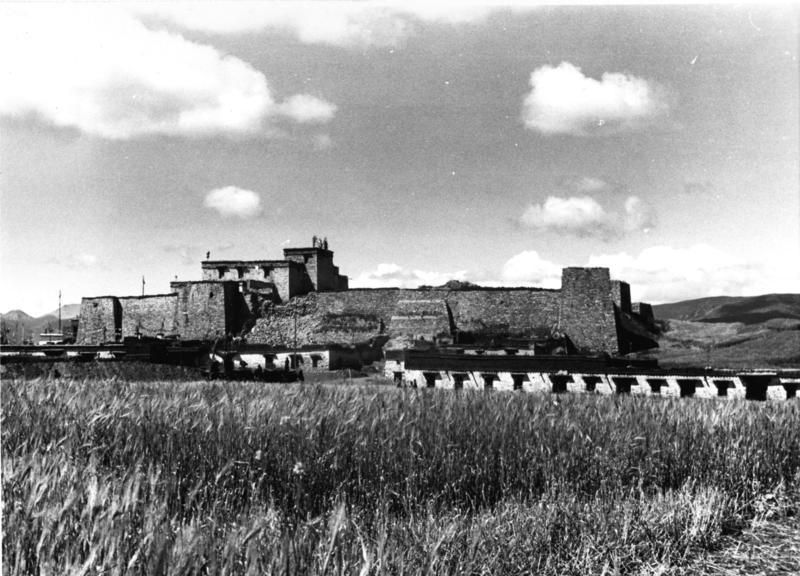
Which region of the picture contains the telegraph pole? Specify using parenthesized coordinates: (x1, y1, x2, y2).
(293, 307, 298, 370)
(58, 290, 62, 334)
(141, 276, 146, 297)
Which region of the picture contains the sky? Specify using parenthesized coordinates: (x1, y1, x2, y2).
(1, 2, 799, 316)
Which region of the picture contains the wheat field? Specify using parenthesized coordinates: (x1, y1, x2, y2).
(3, 377, 799, 575)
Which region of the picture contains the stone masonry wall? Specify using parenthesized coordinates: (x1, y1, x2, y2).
(247, 288, 562, 347)
(559, 268, 619, 353)
(119, 294, 178, 339)
(172, 282, 235, 340)
(389, 299, 453, 340)
(76, 297, 121, 344)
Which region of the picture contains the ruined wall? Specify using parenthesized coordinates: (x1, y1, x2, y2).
(559, 268, 619, 353)
(389, 299, 453, 340)
(119, 294, 178, 339)
(247, 288, 563, 347)
(446, 290, 561, 337)
(76, 297, 121, 344)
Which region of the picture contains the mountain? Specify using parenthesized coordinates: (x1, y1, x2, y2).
(644, 293, 800, 369)
(1, 309, 34, 323)
(1, 305, 81, 344)
(45, 303, 82, 319)
(653, 294, 800, 325)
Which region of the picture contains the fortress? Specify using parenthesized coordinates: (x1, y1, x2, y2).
(76, 241, 658, 354)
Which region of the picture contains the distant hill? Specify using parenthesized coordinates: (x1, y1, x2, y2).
(643, 293, 800, 369)
(1, 309, 34, 323)
(653, 294, 800, 325)
(1, 304, 81, 344)
(45, 303, 82, 319)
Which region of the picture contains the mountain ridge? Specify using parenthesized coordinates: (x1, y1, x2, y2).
(652, 293, 800, 324)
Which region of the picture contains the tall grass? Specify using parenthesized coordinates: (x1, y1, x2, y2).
(3, 378, 800, 574)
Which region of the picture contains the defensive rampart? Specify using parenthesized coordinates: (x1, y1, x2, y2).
(247, 288, 563, 347)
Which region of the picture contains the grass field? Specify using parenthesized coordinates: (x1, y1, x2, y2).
(3, 377, 800, 575)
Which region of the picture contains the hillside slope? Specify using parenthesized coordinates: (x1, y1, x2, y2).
(644, 293, 800, 369)
(653, 294, 800, 325)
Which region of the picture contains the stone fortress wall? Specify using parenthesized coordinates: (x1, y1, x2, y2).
(76, 241, 657, 354)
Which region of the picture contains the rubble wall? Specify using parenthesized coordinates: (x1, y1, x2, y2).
(247, 288, 562, 346)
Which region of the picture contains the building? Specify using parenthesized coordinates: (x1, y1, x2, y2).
(76, 240, 658, 355)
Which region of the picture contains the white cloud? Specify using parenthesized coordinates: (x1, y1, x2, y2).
(587, 244, 800, 303)
(277, 94, 337, 124)
(522, 62, 669, 136)
(137, 2, 506, 48)
(351, 263, 469, 288)
(519, 194, 656, 239)
(204, 186, 262, 218)
(500, 251, 562, 287)
(520, 195, 615, 237)
(0, 5, 336, 139)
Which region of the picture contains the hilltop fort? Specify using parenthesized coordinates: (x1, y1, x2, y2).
(76, 240, 658, 354)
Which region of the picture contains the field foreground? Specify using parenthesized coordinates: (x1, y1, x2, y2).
(3, 378, 800, 575)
